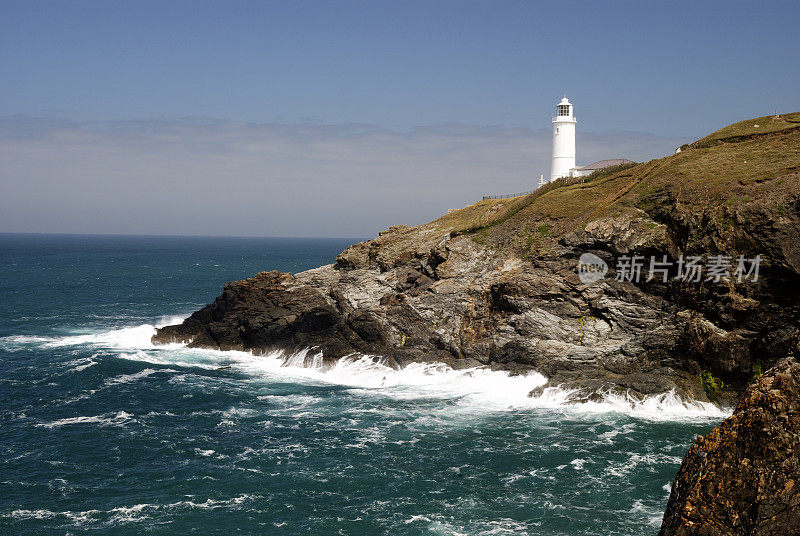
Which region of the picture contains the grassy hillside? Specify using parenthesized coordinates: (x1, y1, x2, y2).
(691, 111, 800, 147)
(422, 111, 800, 256)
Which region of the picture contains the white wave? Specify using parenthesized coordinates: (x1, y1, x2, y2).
(570, 458, 587, 470)
(0, 326, 157, 352)
(525, 385, 730, 421)
(427, 517, 535, 535)
(116, 349, 229, 370)
(629, 498, 668, 527)
(3, 494, 257, 527)
(0, 314, 190, 352)
(105, 368, 176, 386)
(44, 324, 163, 349)
(6, 508, 101, 525)
(106, 344, 547, 410)
(7, 318, 731, 420)
(605, 452, 685, 479)
(156, 314, 191, 329)
(0, 334, 54, 350)
(240, 351, 550, 408)
(405, 515, 432, 524)
(108, 494, 255, 517)
(123, 345, 728, 420)
(36, 411, 133, 429)
(65, 356, 99, 372)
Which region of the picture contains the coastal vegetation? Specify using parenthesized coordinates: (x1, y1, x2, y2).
(429, 111, 800, 257)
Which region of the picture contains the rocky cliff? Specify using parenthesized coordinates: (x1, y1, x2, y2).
(658, 357, 800, 535)
(153, 112, 800, 403)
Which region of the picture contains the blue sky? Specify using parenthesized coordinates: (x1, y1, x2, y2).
(1, 0, 799, 236)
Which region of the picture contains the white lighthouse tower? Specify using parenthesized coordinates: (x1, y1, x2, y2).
(550, 96, 577, 181)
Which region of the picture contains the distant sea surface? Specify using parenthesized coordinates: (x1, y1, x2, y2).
(0, 234, 726, 535)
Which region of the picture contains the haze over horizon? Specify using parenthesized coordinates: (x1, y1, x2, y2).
(2, 0, 798, 237)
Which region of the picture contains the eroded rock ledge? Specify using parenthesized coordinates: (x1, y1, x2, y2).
(152, 202, 799, 402)
(659, 357, 800, 535)
(153, 118, 800, 402)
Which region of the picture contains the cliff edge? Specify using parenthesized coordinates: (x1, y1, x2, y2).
(659, 357, 800, 535)
(153, 111, 800, 402)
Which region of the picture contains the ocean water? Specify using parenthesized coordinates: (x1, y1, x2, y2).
(0, 234, 728, 536)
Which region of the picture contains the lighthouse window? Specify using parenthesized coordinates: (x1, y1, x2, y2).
(558, 105, 570, 116)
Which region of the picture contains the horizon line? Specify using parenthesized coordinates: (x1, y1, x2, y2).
(0, 231, 369, 241)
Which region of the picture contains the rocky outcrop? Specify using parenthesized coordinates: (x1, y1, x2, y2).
(153, 271, 353, 358)
(659, 358, 800, 535)
(154, 193, 800, 401)
(153, 115, 800, 402)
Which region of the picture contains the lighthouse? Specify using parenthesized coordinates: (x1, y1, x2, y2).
(550, 96, 577, 181)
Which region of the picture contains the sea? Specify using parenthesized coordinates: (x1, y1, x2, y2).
(0, 234, 729, 536)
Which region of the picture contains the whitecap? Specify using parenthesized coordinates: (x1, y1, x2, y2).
(2, 314, 189, 353)
(65, 356, 99, 372)
(36, 411, 133, 429)
(105, 368, 176, 386)
(523, 385, 730, 422)
(0, 334, 55, 351)
(6, 508, 101, 524)
(3, 494, 257, 528)
(605, 452, 685, 478)
(570, 458, 587, 470)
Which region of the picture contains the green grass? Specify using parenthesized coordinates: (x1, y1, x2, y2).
(701, 370, 725, 401)
(692, 111, 800, 148)
(373, 110, 800, 262)
(581, 161, 639, 183)
(427, 175, 584, 236)
(750, 361, 763, 384)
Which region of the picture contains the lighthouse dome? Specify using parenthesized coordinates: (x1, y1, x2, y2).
(555, 96, 574, 119)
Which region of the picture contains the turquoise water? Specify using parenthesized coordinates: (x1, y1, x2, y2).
(0, 234, 726, 535)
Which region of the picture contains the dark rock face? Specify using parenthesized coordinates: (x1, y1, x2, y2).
(659, 358, 800, 536)
(153, 191, 800, 401)
(151, 269, 455, 367)
(153, 271, 346, 355)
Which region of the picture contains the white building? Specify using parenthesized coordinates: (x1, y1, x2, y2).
(547, 95, 633, 184)
(550, 96, 577, 181)
(570, 158, 635, 178)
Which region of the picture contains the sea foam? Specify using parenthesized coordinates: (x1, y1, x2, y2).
(6, 318, 731, 421)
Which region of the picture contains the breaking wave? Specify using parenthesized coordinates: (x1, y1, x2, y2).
(1, 318, 730, 421)
(36, 410, 134, 429)
(4, 494, 259, 527)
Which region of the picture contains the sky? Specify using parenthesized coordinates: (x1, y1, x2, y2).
(1, 0, 799, 237)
